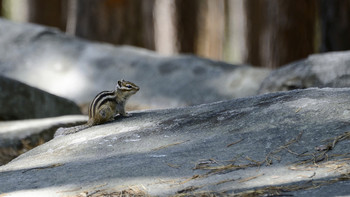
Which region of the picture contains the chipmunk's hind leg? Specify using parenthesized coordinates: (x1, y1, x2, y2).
(96, 105, 115, 124)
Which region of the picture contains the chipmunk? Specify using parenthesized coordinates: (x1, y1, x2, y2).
(54, 80, 139, 137)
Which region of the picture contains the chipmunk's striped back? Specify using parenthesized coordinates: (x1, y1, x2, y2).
(88, 90, 116, 119)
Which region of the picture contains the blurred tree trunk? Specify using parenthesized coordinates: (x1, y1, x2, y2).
(27, 0, 66, 31)
(244, 0, 317, 68)
(174, 0, 200, 54)
(67, 0, 155, 50)
(153, 0, 177, 55)
(196, 0, 226, 60)
(224, 0, 246, 64)
(174, 0, 226, 61)
(0, 0, 2, 16)
(320, 0, 350, 52)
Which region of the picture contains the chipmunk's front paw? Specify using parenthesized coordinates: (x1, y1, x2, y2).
(122, 113, 132, 117)
(115, 113, 131, 119)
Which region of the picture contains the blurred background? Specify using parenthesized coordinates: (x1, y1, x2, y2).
(1, 0, 349, 69)
(1, 0, 350, 166)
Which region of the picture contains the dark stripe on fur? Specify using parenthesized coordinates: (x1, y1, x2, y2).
(89, 91, 115, 118)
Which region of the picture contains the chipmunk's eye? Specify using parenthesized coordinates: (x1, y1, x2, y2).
(126, 85, 132, 88)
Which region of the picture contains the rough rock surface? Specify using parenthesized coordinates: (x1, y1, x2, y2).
(259, 51, 350, 94)
(0, 18, 270, 109)
(0, 75, 81, 120)
(0, 115, 87, 165)
(1, 88, 350, 196)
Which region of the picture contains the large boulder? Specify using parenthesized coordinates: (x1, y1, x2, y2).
(259, 51, 350, 94)
(0, 18, 270, 110)
(0, 88, 350, 196)
(0, 75, 81, 120)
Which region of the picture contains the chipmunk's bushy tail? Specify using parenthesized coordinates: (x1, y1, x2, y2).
(54, 124, 91, 138)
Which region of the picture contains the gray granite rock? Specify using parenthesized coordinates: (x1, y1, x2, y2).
(0, 75, 81, 120)
(0, 18, 270, 110)
(0, 88, 349, 196)
(259, 51, 350, 94)
(0, 115, 87, 165)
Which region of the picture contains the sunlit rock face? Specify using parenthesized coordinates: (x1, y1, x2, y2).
(259, 51, 350, 94)
(0, 18, 270, 110)
(0, 88, 350, 196)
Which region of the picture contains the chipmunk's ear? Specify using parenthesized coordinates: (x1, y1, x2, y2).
(116, 80, 122, 89)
